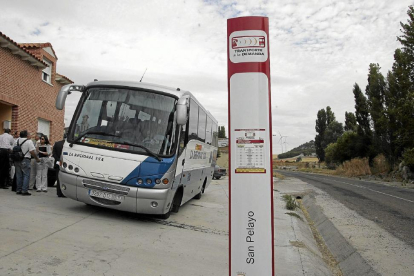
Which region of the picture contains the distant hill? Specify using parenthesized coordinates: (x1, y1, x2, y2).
(277, 140, 315, 159)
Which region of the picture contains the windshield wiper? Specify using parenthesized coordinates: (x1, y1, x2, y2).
(69, 131, 119, 147)
(121, 141, 162, 162)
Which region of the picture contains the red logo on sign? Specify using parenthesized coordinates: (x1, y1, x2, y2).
(232, 36, 265, 49)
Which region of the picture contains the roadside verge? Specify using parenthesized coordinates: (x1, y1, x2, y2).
(301, 193, 380, 276)
(273, 177, 332, 275)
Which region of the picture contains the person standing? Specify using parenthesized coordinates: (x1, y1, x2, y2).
(14, 130, 40, 196)
(52, 137, 65, 197)
(13, 131, 19, 141)
(11, 131, 19, 192)
(36, 135, 52, 193)
(9, 131, 19, 188)
(0, 129, 14, 189)
(29, 133, 42, 190)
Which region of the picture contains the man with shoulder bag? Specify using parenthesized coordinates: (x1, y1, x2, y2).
(13, 130, 41, 196)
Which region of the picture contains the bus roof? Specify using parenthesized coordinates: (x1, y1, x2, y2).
(86, 80, 186, 98)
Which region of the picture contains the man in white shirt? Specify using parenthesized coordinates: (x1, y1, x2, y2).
(29, 132, 42, 190)
(14, 130, 41, 196)
(0, 129, 15, 189)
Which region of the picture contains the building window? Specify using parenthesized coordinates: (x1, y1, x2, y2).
(38, 118, 50, 138)
(42, 58, 52, 84)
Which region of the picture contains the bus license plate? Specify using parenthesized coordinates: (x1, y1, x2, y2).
(89, 189, 124, 202)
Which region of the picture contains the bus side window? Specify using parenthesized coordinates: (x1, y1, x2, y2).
(188, 99, 198, 141)
(178, 124, 187, 157)
(212, 122, 218, 147)
(206, 117, 212, 145)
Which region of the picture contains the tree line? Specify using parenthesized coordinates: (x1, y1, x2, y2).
(277, 141, 315, 159)
(315, 6, 414, 170)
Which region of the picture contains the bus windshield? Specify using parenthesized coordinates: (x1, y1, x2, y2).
(70, 87, 178, 156)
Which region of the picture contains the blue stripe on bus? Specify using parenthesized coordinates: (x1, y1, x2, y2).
(121, 156, 175, 187)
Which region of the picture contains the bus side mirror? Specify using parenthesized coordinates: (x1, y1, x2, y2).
(55, 84, 85, 110)
(176, 96, 188, 125)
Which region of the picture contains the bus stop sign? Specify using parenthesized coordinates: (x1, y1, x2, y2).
(227, 16, 274, 276)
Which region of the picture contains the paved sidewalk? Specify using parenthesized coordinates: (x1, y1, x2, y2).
(273, 177, 332, 276)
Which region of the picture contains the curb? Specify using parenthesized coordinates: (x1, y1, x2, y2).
(274, 190, 332, 276)
(302, 193, 380, 276)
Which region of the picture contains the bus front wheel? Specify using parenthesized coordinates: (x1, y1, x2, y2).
(159, 188, 182, 219)
(159, 210, 171, 219)
(171, 188, 182, 213)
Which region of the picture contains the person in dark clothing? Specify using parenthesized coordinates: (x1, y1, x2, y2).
(52, 138, 65, 197)
(0, 149, 10, 189)
(0, 129, 14, 189)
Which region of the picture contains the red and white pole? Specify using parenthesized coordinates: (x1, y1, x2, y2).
(227, 17, 274, 276)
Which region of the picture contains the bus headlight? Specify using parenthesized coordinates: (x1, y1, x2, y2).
(155, 178, 161, 184)
(137, 179, 143, 185)
(162, 178, 169, 185)
(146, 178, 152, 185)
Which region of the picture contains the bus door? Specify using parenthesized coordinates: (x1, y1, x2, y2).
(175, 124, 187, 190)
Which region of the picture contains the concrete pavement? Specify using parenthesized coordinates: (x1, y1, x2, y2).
(0, 181, 228, 276)
(273, 177, 332, 276)
(0, 177, 333, 276)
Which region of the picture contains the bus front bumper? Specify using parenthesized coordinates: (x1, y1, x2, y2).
(59, 172, 173, 215)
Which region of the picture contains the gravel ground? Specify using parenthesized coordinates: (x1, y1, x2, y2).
(310, 184, 414, 276)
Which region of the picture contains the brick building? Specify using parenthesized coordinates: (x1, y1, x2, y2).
(0, 31, 72, 143)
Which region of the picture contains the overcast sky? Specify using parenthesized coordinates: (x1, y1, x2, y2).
(1, 0, 412, 153)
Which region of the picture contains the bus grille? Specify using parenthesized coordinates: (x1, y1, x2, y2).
(82, 179, 130, 195)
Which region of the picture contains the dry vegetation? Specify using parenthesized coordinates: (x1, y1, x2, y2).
(335, 158, 372, 177)
(219, 148, 395, 181)
(217, 146, 229, 169)
(273, 154, 394, 179)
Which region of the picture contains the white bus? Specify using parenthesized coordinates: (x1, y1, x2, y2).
(56, 81, 218, 219)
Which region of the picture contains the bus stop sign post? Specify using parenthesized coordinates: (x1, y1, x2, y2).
(227, 17, 274, 276)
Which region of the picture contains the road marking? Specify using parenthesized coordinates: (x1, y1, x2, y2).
(294, 173, 414, 204)
(331, 179, 414, 204)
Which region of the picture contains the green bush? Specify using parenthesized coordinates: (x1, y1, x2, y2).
(403, 148, 414, 170)
(324, 142, 338, 165)
(282, 194, 297, 210)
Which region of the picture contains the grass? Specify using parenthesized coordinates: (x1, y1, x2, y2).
(282, 194, 298, 210)
(297, 199, 343, 276)
(301, 157, 319, 162)
(285, 212, 303, 221)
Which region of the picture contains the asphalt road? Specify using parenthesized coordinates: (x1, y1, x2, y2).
(277, 170, 414, 248)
